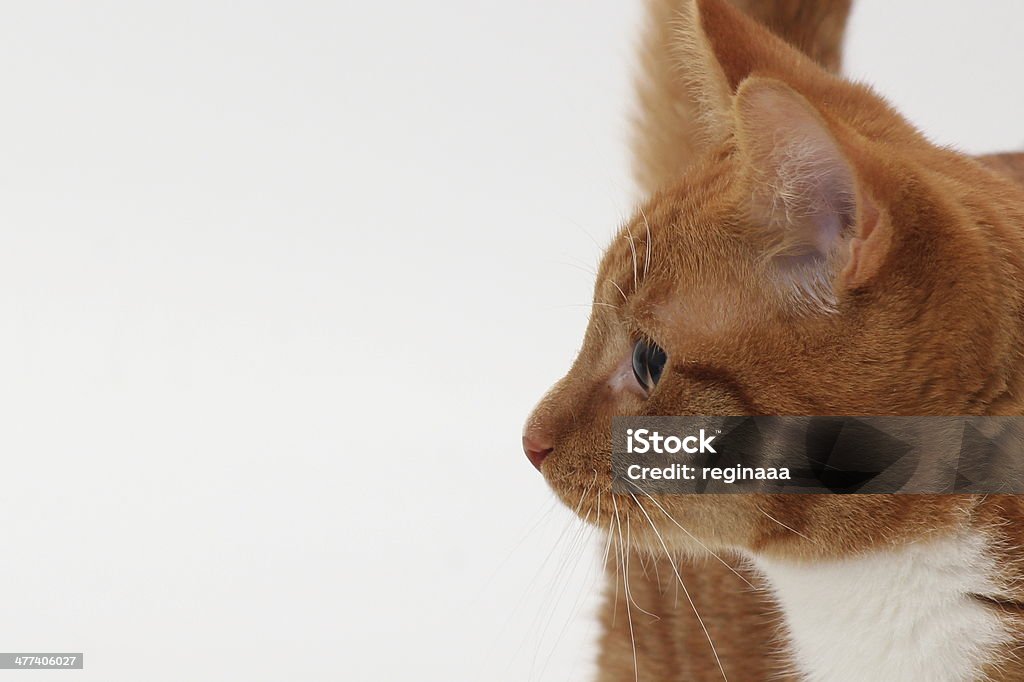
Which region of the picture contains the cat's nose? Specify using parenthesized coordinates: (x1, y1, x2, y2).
(522, 433, 554, 471)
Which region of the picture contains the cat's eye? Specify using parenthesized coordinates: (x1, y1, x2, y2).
(631, 338, 667, 393)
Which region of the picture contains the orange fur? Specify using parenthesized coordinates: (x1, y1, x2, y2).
(525, 0, 1024, 679)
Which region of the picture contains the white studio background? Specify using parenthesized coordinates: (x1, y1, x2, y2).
(0, 2, 1020, 681)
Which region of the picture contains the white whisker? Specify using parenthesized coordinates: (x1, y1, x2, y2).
(630, 492, 729, 682)
(612, 496, 639, 682)
(639, 205, 652, 280)
(552, 302, 619, 310)
(608, 278, 628, 303)
(624, 224, 639, 291)
(625, 516, 661, 621)
(625, 480, 756, 590)
(555, 260, 598, 277)
(756, 505, 819, 546)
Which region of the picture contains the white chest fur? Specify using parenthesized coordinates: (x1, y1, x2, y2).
(753, 534, 1007, 682)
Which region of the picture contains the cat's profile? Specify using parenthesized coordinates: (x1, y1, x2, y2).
(523, 0, 1024, 679)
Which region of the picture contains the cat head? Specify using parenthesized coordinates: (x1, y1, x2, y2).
(523, 0, 1024, 559)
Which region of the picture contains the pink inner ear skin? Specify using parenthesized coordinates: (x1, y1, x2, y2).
(734, 79, 861, 272)
(841, 196, 886, 289)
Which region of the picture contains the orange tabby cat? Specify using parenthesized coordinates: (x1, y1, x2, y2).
(523, 0, 1024, 679)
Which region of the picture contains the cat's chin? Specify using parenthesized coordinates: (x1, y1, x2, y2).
(543, 471, 610, 524)
(545, 470, 754, 555)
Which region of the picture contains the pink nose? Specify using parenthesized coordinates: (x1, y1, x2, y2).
(522, 434, 554, 471)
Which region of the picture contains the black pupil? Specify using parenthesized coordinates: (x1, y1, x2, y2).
(631, 339, 667, 391)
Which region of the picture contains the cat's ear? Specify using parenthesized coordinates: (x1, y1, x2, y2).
(734, 78, 889, 306)
(667, 0, 735, 143)
(633, 0, 850, 193)
(694, 0, 841, 93)
(632, 0, 735, 191)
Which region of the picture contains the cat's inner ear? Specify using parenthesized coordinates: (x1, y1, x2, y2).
(734, 78, 888, 303)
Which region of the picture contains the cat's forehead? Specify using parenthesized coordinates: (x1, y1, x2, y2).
(600, 154, 744, 286)
(593, 199, 784, 351)
(597, 230, 764, 346)
(599, 217, 657, 297)
(600, 195, 743, 298)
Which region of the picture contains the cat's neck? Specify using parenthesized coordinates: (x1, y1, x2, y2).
(961, 152, 1024, 414)
(751, 532, 1009, 681)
